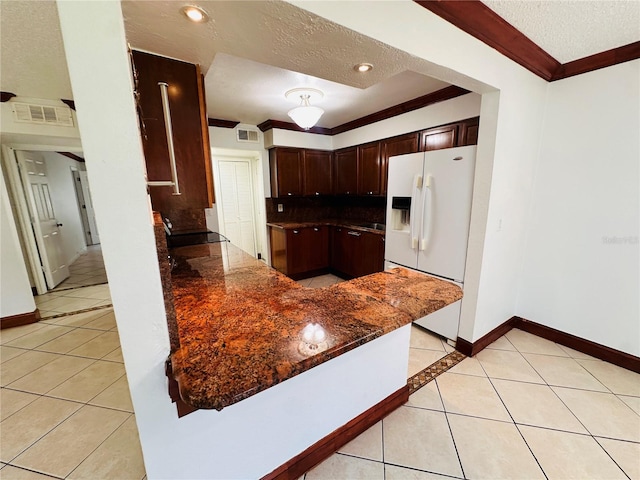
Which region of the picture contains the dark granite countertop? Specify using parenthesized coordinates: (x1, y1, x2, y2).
(267, 219, 386, 236)
(165, 239, 462, 411)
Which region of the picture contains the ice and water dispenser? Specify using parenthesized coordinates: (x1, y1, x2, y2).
(390, 196, 411, 231)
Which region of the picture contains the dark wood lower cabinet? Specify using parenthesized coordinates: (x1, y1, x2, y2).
(269, 226, 329, 279)
(331, 227, 385, 279)
(270, 225, 385, 280)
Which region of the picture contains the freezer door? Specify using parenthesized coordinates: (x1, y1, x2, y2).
(384, 152, 424, 269)
(417, 146, 476, 282)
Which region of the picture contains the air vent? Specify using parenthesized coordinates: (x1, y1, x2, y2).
(12, 103, 74, 127)
(236, 129, 259, 143)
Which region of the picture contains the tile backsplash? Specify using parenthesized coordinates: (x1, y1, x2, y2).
(265, 196, 385, 224)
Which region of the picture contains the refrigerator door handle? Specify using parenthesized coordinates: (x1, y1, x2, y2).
(410, 174, 422, 250)
(420, 175, 432, 251)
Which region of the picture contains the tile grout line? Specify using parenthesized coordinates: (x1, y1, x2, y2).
(481, 357, 550, 480)
(436, 380, 467, 480)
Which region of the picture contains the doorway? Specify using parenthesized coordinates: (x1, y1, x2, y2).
(1, 146, 105, 294)
(211, 149, 267, 261)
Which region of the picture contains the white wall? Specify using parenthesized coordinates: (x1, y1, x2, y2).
(57, 2, 168, 477)
(40, 151, 87, 264)
(0, 167, 36, 318)
(293, 1, 548, 343)
(517, 60, 640, 356)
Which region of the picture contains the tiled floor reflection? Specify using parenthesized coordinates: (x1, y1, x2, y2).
(3, 272, 639, 479)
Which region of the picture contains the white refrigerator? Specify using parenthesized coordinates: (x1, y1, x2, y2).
(384, 145, 476, 341)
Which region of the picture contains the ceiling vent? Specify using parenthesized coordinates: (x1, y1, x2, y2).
(12, 103, 74, 127)
(236, 128, 259, 143)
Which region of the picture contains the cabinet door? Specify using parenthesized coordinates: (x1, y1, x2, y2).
(270, 148, 303, 198)
(269, 227, 288, 274)
(420, 124, 458, 151)
(132, 50, 211, 212)
(306, 226, 329, 270)
(381, 133, 420, 195)
(330, 226, 351, 276)
(333, 147, 358, 195)
(358, 142, 382, 196)
(358, 232, 385, 276)
(303, 150, 332, 196)
(286, 228, 307, 275)
(459, 117, 480, 146)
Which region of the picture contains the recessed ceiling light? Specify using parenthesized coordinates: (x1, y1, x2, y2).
(181, 5, 209, 23)
(354, 63, 373, 73)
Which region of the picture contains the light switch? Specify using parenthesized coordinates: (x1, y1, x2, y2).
(277, 204, 284, 212)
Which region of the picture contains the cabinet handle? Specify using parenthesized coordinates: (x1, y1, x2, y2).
(313, 227, 319, 232)
(368, 191, 373, 195)
(315, 192, 320, 196)
(293, 230, 300, 234)
(147, 82, 181, 196)
(287, 192, 292, 196)
(348, 231, 361, 237)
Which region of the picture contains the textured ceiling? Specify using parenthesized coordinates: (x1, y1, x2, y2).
(0, 0, 73, 99)
(1, 0, 638, 128)
(205, 54, 449, 127)
(484, 0, 640, 63)
(123, 0, 450, 128)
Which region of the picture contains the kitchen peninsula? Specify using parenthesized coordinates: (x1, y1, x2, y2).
(156, 215, 463, 477)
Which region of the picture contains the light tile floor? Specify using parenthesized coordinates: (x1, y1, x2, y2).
(2, 273, 639, 479)
(307, 329, 640, 480)
(53, 246, 107, 291)
(0, 284, 146, 480)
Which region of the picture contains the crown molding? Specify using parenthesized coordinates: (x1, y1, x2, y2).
(331, 85, 469, 135)
(257, 119, 332, 135)
(207, 118, 240, 128)
(258, 85, 469, 136)
(61, 99, 76, 110)
(1, 92, 17, 102)
(415, 0, 639, 82)
(552, 41, 640, 81)
(57, 152, 85, 163)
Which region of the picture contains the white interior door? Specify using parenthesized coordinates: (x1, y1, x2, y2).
(79, 170, 100, 244)
(16, 151, 70, 288)
(218, 159, 257, 256)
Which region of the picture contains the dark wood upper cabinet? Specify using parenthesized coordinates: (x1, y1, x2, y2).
(333, 147, 358, 195)
(303, 150, 332, 196)
(381, 132, 420, 195)
(357, 141, 382, 196)
(132, 50, 213, 213)
(459, 116, 480, 146)
(420, 124, 459, 151)
(270, 147, 303, 197)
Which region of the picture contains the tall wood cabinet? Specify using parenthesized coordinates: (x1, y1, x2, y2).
(380, 132, 420, 195)
(131, 50, 214, 215)
(357, 142, 382, 196)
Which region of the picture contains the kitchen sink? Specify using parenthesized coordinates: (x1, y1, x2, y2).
(357, 222, 386, 231)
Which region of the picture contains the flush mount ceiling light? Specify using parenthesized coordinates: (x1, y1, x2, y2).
(354, 63, 373, 73)
(285, 88, 324, 130)
(180, 5, 209, 23)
